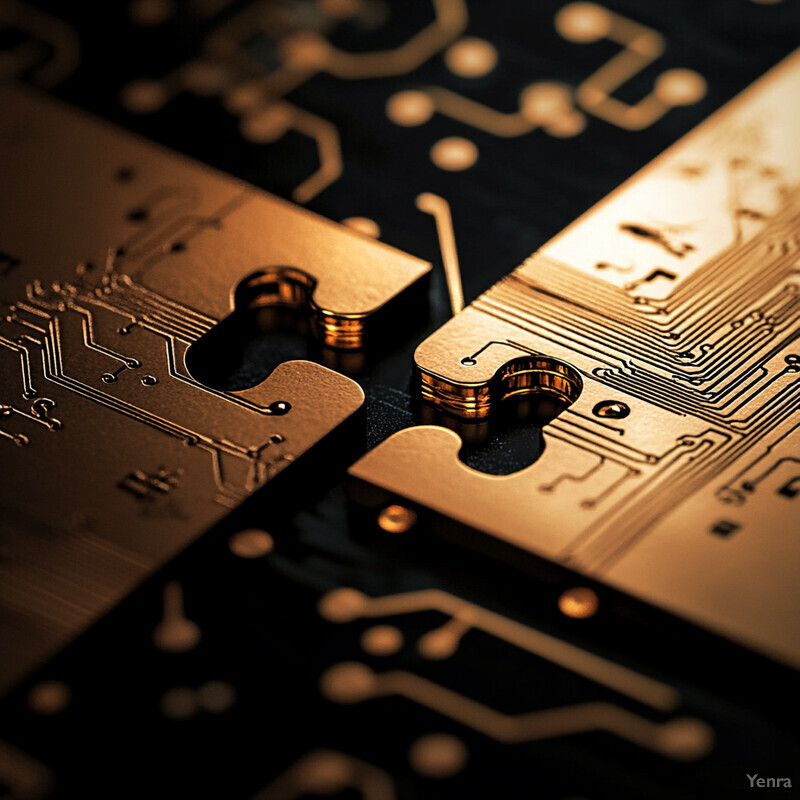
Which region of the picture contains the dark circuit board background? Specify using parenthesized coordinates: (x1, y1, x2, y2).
(1, 1, 800, 798)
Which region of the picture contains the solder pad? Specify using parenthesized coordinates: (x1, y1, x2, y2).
(350, 49, 800, 669)
(0, 85, 429, 694)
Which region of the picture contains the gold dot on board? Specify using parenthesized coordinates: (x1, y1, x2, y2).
(386, 90, 435, 126)
(28, 680, 71, 715)
(120, 80, 168, 114)
(444, 37, 498, 78)
(430, 137, 478, 172)
(228, 528, 275, 558)
(129, 0, 174, 26)
(319, 662, 377, 703)
(657, 718, 715, 760)
(409, 733, 468, 778)
(377, 504, 418, 533)
(555, 2, 612, 43)
(361, 625, 404, 656)
(240, 105, 294, 144)
(318, 588, 369, 622)
(342, 217, 381, 238)
(152, 617, 201, 653)
(418, 628, 459, 660)
(229, 529, 274, 558)
(558, 586, 600, 619)
(160, 687, 198, 720)
(519, 82, 575, 125)
(654, 69, 707, 106)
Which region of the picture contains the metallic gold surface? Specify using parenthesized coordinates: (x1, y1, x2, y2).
(0, 85, 428, 694)
(350, 50, 800, 668)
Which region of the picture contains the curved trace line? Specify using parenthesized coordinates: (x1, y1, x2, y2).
(289, 106, 343, 204)
(1, 0, 81, 86)
(253, 750, 395, 800)
(328, 588, 679, 711)
(376, 669, 682, 753)
(324, 0, 468, 79)
(321, 662, 713, 760)
(427, 86, 537, 136)
(416, 192, 464, 315)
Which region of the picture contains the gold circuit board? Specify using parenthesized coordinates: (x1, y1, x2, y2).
(350, 49, 800, 669)
(0, 85, 429, 694)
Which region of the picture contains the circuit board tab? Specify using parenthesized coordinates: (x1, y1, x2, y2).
(350, 49, 800, 669)
(0, 85, 429, 695)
